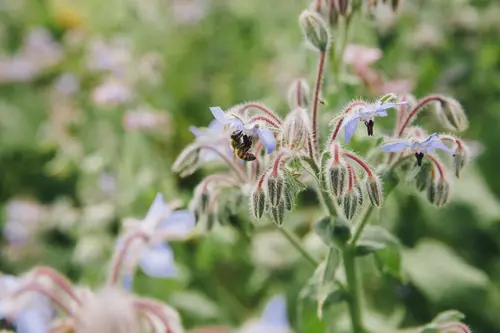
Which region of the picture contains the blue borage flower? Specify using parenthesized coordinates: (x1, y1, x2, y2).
(238, 295, 290, 333)
(380, 133, 454, 166)
(119, 193, 195, 289)
(340, 98, 408, 144)
(209, 106, 277, 154)
(0, 275, 54, 333)
(189, 120, 233, 162)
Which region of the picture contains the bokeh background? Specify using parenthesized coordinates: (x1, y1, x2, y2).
(1, 0, 499, 332)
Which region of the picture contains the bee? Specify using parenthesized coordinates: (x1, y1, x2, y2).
(230, 130, 256, 161)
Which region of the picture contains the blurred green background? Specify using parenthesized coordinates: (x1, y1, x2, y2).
(1, 0, 499, 332)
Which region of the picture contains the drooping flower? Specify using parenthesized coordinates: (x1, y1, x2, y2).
(238, 295, 290, 333)
(0, 275, 54, 333)
(380, 133, 454, 166)
(209, 106, 277, 154)
(119, 194, 195, 288)
(340, 99, 408, 144)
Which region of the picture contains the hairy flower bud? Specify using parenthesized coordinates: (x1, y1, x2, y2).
(282, 108, 310, 150)
(267, 174, 285, 207)
(200, 191, 210, 213)
(343, 189, 359, 220)
(283, 184, 294, 211)
(271, 201, 285, 227)
(250, 186, 267, 219)
(366, 176, 383, 207)
(299, 10, 331, 52)
(435, 97, 468, 132)
(453, 146, 468, 178)
(287, 79, 310, 109)
(427, 179, 451, 208)
(172, 144, 200, 177)
(327, 162, 348, 197)
(415, 160, 433, 191)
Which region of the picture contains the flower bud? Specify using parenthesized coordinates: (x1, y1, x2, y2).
(299, 10, 331, 52)
(427, 179, 451, 208)
(172, 144, 200, 177)
(271, 201, 285, 227)
(414, 160, 433, 191)
(354, 182, 364, 207)
(282, 108, 310, 150)
(250, 186, 267, 219)
(283, 184, 294, 211)
(267, 174, 285, 207)
(453, 146, 468, 178)
(200, 191, 210, 213)
(326, 162, 348, 197)
(287, 79, 310, 109)
(343, 189, 359, 220)
(366, 176, 383, 207)
(335, 0, 349, 16)
(436, 97, 468, 132)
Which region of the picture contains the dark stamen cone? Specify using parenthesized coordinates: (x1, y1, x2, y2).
(415, 152, 424, 167)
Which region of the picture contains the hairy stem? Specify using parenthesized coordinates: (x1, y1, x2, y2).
(278, 227, 319, 266)
(312, 51, 327, 156)
(343, 247, 365, 333)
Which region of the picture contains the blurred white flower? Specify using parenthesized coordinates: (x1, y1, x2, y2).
(123, 107, 170, 132)
(52, 73, 80, 96)
(2, 199, 46, 247)
(86, 37, 132, 75)
(171, 0, 210, 25)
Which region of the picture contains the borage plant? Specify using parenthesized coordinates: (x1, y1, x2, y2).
(173, 2, 472, 333)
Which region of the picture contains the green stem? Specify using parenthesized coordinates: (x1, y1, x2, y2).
(278, 227, 319, 266)
(343, 246, 365, 333)
(351, 206, 375, 245)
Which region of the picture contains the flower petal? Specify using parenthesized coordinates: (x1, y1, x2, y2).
(257, 128, 277, 154)
(374, 109, 388, 117)
(380, 141, 411, 152)
(16, 308, 51, 333)
(139, 243, 177, 278)
(143, 193, 170, 227)
(341, 114, 359, 144)
(260, 295, 289, 327)
(157, 210, 196, 238)
(189, 126, 204, 137)
(209, 106, 232, 124)
(424, 138, 454, 154)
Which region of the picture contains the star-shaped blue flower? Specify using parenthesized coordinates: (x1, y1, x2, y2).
(340, 100, 408, 144)
(209, 106, 277, 154)
(380, 133, 454, 166)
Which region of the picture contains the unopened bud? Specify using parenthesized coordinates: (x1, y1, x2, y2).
(343, 189, 359, 220)
(206, 211, 216, 230)
(453, 146, 468, 178)
(284, 185, 294, 211)
(251, 186, 267, 219)
(299, 10, 331, 52)
(287, 79, 310, 109)
(427, 179, 451, 208)
(335, 0, 349, 16)
(366, 176, 383, 207)
(326, 162, 348, 197)
(200, 191, 210, 213)
(271, 201, 285, 227)
(282, 108, 310, 150)
(267, 174, 285, 207)
(415, 160, 433, 191)
(172, 144, 200, 177)
(354, 182, 364, 207)
(436, 97, 468, 132)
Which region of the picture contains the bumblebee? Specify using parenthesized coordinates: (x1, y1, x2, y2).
(230, 130, 256, 161)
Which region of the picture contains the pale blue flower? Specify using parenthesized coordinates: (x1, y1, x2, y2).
(380, 133, 454, 166)
(189, 120, 232, 162)
(0, 275, 53, 333)
(120, 194, 195, 288)
(239, 295, 290, 333)
(340, 101, 408, 144)
(209, 106, 277, 153)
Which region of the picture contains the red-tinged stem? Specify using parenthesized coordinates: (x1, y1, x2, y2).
(257, 167, 271, 189)
(312, 51, 327, 155)
(271, 153, 289, 176)
(398, 95, 446, 137)
(329, 101, 368, 144)
(134, 300, 174, 333)
(252, 142, 264, 180)
(238, 103, 282, 124)
(315, 0, 323, 11)
(426, 154, 445, 180)
(394, 95, 408, 136)
(248, 115, 280, 128)
(15, 283, 75, 318)
(201, 174, 235, 192)
(332, 143, 341, 163)
(198, 145, 246, 181)
(439, 322, 471, 333)
(342, 152, 374, 178)
(108, 231, 148, 286)
(296, 80, 302, 107)
(440, 135, 463, 149)
(31, 266, 81, 305)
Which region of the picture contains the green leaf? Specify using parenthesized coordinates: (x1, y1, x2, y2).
(355, 241, 386, 256)
(431, 309, 465, 324)
(419, 327, 440, 333)
(314, 216, 334, 246)
(332, 215, 351, 244)
(360, 225, 403, 280)
(169, 291, 220, 319)
(379, 167, 400, 197)
(323, 247, 341, 282)
(403, 239, 489, 305)
(378, 93, 397, 104)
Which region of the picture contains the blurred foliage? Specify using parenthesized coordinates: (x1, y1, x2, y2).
(0, 0, 499, 332)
